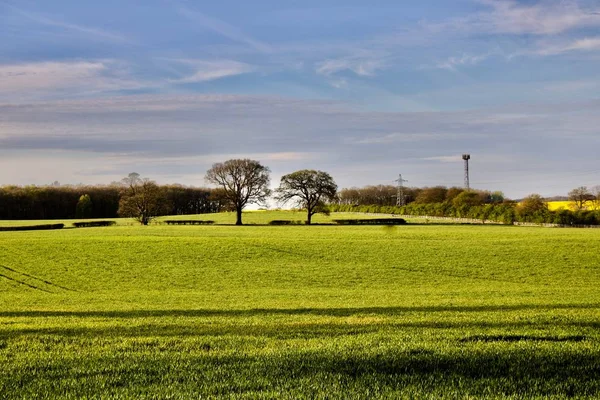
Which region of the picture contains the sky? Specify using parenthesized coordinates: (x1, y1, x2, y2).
(1, 0, 600, 198)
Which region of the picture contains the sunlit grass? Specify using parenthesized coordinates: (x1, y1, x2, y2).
(1, 213, 600, 398)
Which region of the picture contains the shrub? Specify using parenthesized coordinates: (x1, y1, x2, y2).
(333, 218, 406, 225)
(0, 224, 64, 232)
(163, 220, 214, 225)
(268, 220, 305, 225)
(72, 221, 116, 228)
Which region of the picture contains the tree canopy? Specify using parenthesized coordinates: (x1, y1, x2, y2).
(276, 170, 338, 224)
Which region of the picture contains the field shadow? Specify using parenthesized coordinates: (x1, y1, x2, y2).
(1, 303, 599, 319)
(2, 345, 599, 398)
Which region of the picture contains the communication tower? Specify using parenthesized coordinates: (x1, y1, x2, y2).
(462, 154, 471, 190)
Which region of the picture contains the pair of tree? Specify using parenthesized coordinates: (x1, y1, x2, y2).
(120, 160, 338, 226)
(206, 159, 337, 225)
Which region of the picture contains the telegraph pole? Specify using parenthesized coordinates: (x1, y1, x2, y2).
(394, 174, 408, 206)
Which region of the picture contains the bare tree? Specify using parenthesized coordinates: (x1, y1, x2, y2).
(118, 172, 167, 225)
(590, 185, 600, 210)
(205, 159, 271, 225)
(276, 170, 338, 225)
(568, 186, 594, 210)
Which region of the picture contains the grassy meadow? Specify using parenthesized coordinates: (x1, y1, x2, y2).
(1, 211, 600, 398)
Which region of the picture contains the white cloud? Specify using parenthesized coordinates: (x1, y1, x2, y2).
(535, 36, 600, 55)
(478, 0, 600, 35)
(167, 59, 256, 83)
(428, 0, 600, 36)
(316, 57, 385, 77)
(0, 61, 147, 100)
(433, 53, 491, 70)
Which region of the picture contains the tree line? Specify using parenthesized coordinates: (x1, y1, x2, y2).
(2, 157, 598, 226)
(333, 186, 600, 226)
(0, 182, 221, 220)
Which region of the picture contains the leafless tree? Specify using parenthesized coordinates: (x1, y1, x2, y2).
(118, 173, 167, 225)
(205, 159, 271, 225)
(568, 186, 594, 210)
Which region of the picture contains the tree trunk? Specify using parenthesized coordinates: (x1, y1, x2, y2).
(236, 207, 243, 225)
(306, 210, 312, 225)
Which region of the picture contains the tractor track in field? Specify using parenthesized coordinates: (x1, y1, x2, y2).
(0, 265, 77, 292)
(0, 272, 53, 293)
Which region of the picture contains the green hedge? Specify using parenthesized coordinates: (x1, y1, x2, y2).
(0, 224, 64, 232)
(73, 221, 116, 228)
(268, 220, 305, 225)
(329, 203, 600, 226)
(164, 220, 215, 225)
(333, 218, 406, 225)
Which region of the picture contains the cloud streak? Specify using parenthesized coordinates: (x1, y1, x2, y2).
(177, 6, 272, 53)
(5, 4, 132, 44)
(166, 59, 256, 83)
(0, 61, 149, 101)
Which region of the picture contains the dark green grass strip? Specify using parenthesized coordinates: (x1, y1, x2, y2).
(460, 335, 588, 343)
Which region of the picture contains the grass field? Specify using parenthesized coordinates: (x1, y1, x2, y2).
(1, 211, 600, 398)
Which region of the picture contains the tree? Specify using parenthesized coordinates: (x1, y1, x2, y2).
(75, 194, 93, 218)
(118, 173, 167, 225)
(591, 185, 600, 211)
(568, 186, 594, 210)
(276, 170, 338, 225)
(414, 186, 447, 204)
(516, 194, 548, 222)
(205, 159, 271, 225)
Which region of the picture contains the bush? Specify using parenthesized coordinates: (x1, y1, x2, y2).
(268, 220, 305, 225)
(164, 220, 214, 225)
(333, 218, 406, 225)
(72, 221, 116, 228)
(0, 224, 64, 231)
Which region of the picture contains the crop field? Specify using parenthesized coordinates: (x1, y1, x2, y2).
(1, 211, 600, 398)
(547, 201, 600, 211)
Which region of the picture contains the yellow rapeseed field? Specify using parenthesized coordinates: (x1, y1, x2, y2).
(547, 201, 600, 211)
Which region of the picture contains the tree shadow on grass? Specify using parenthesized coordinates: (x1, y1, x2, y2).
(2, 346, 600, 398)
(1, 303, 599, 319)
(2, 321, 599, 340)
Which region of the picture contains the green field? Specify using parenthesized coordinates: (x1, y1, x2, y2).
(1, 212, 600, 398)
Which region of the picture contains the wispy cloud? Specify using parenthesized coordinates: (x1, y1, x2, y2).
(476, 0, 600, 35)
(316, 57, 386, 77)
(0, 61, 148, 100)
(166, 59, 256, 83)
(5, 4, 132, 44)
(432, 53, 491, 70)
(426, 0, 600, 36)
(534, 36, 600, 55)
(177, 6, 272, 53)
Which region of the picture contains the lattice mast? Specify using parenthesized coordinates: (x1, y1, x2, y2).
(394, 174, 408, 206)
(462, 154, 471, 190)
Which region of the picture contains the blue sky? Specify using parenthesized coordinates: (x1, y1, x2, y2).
(1, 0, 599, 198)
